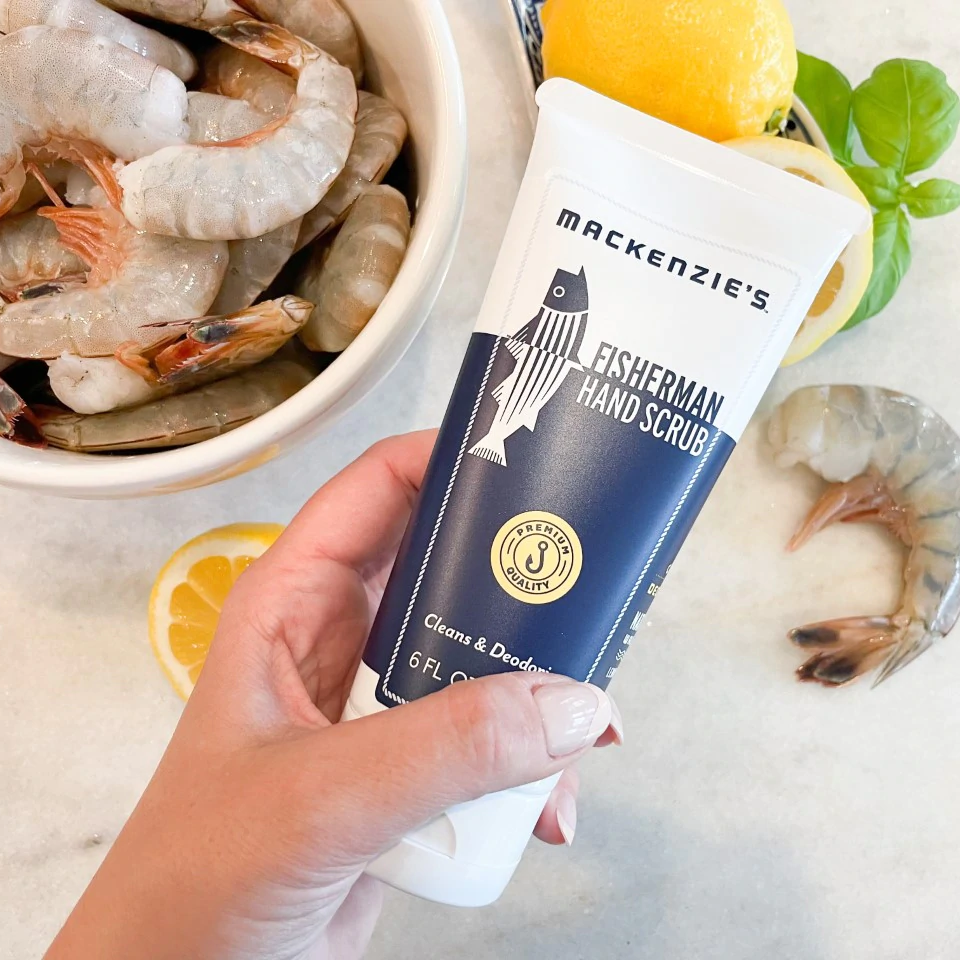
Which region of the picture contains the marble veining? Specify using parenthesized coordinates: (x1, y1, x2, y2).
(2, 1, 960, 957)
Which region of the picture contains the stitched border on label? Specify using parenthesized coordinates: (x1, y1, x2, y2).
(379, 187, 556, 704)
(585, 427, 722, 681)
(382, 171, 807, 700)
(553, 172, 807, 680)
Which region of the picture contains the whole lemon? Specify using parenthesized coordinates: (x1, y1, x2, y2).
(541, 0, 797, 142)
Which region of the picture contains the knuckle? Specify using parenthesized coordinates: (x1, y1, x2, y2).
(218, 571, 285, 651)
(367, 434, 404, 462)
(446, 675, 544, 781)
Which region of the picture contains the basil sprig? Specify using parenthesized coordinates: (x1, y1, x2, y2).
(795, 53, 960, 329)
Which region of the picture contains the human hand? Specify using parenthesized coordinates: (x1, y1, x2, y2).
(46, 431, 623, 960)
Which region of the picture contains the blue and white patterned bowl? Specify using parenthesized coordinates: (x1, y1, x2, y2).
(500, 0, 828, 152)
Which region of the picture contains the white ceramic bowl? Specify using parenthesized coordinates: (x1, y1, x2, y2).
(0, 0, 467, 499)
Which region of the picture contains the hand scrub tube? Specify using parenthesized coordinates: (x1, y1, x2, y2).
(344, 79, 870, 906)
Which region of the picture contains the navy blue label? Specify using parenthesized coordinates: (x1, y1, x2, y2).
(364, 302, 735, 706)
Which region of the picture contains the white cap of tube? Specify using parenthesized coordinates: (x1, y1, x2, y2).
(342, 663, 559, 907)
(361, 778, 558, 907)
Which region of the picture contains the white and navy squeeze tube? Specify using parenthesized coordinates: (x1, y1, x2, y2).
(344, 79, 869, 907)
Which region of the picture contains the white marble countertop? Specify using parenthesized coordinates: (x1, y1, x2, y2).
(4, 1, 960, 957)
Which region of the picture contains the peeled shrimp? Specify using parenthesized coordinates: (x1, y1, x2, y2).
(296, 91, 408, 252)
(119, 21, 357, 241)
(769, 385, 960, 687)
(0, 0, 197, 80)
(0, 205, 227, 359)
(0, 26, 188, 215)
(296, 185, 410, 353)
(41, 353, 315, 451)
(101, 0, 246, 28)
(200, 43, 294, 119)
(0, 210, 86, 302)
(236, 0, 362, 83)
(185, 92, 301, 313)
(48, 295, 312, 413)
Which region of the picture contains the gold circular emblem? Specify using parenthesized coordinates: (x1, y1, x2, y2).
(491, 511, 583, 605)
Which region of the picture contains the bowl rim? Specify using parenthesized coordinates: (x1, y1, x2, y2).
(0, 0, 468, 497)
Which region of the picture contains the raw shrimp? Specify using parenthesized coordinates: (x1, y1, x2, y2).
(0, 26, 188, 214)
(235, 0, 362, 83)
(0, 205, 227, 358)
(769, 385, 960, 687)
(101, 0, 246, 28)
(0, 210, 86, 302)
(120, 295, 312, 383)
(212, 220, 300, 314)
(118, 21, 357, 241)
(296, 185, 410, 353)
(40, 353, 315, 451)
(187, 90, 267, 144)
(186, 92, 302, 313)
(296, 91, 408, 251)
(0, 0, 197, 80)
(48, 295, 312, 413)
(200, 43, 294, 119)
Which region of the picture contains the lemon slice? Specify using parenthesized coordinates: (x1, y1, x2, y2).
(724, 136, 873, 366)
(149, 524, 284, 699)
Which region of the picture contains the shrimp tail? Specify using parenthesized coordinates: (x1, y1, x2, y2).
(38, 206, 125, 274)
(30, 146, 122, 212)
(872, 624, 938, 688)
(790, 615, 898, 686)
(24, 162, 64, 207)
(210, 20, 316, 76)
(790, 615, 936, 687)
(788, 474, 909, 551)
(75, 147, 123, 212)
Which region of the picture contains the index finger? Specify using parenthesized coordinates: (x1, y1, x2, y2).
(200, 431, 437, 728)
(264, 429, 437, 578)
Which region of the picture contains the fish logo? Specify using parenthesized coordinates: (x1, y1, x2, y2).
(470, 266, 589, 467)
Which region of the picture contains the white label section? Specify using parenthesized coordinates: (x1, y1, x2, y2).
(474, 174, 805, 441)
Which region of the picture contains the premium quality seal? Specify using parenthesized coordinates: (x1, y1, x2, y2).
(491, 510, 582, 604)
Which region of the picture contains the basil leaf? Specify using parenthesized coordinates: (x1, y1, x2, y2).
(845, 165, 902, 208)
(843, 208, 912, 329)
(795, 52, 854, 164)
(852, 59, 960, 175)
(900, 178, 960, 218)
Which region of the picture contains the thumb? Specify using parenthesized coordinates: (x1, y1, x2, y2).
(312, 673, 621, 860)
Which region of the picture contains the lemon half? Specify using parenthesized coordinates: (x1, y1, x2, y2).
(725, 136, 873, 366)
(149, 524, 284, 699)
